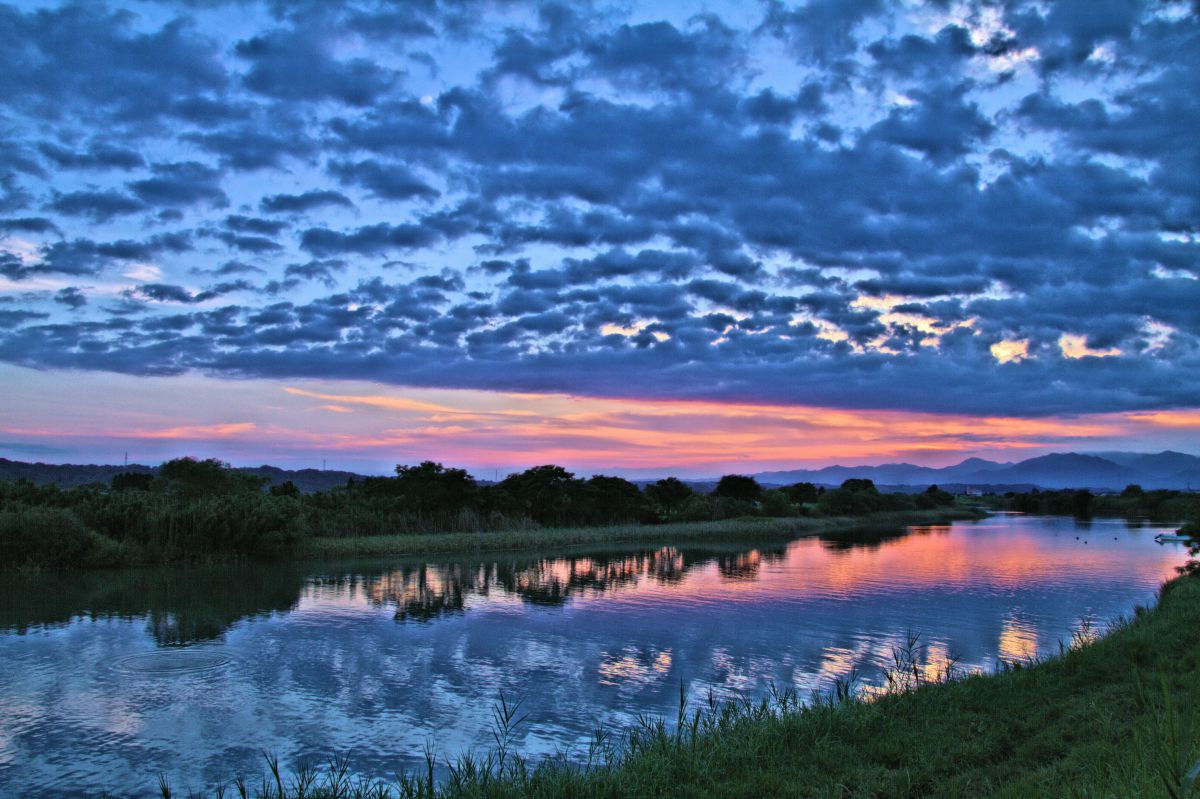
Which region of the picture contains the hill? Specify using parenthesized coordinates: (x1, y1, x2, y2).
(751, 451, 1200, 490)
(0, 458, 365, 493)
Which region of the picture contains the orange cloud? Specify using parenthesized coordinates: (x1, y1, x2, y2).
(1127, 410, 1200, 428)
(263, 385, 1156, 470)
(132, 422, 258, 439)
(1059, 333, 1121, 359)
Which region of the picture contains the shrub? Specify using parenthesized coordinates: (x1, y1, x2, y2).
(0, 505, 92, 567)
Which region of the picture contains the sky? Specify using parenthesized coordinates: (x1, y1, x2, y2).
(0, 0, 1197, 476)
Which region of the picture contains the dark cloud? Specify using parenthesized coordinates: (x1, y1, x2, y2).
(38, 141, 144, 170)
(584, 16, 746, 93)
(223, 215, 287, 236)
(137, 280, 249, 304)
(235, 25, 398, 106)
(185, 122, 318, 170)
(300, 222, 441, 256)
(129, 161, 227, 207)
(0, 4, 227, 124)
(260, 190, 355, 213)
(0, 216, 61, 235)
(327, 159, 439, 200)
(867, 83, 994, 163)
(761, 0, 884, 64)
(0, 0, 1195, 418)
(49, 190, 146, 222)
(53, 287, 88, 309)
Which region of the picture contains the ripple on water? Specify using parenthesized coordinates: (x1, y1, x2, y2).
(113, 649, 231, 675)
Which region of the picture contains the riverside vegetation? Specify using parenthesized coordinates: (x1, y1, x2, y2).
(0, 458, 973, 569)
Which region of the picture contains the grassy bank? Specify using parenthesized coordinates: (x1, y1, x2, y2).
(165, 573, 1200, 798)
(300, 507, 985, 560)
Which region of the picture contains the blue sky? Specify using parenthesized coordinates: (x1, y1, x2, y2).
(0, 0, 1197, 472)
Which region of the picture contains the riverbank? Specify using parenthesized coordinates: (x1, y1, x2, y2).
(175, 571, 1199, 798)
(300, 507, 985, 560)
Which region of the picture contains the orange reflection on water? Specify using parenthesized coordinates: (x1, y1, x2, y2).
(998, 615, 1039, 663)
(598, 648, 673, 687)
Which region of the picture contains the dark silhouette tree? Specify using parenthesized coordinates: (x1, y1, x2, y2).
(269, 480, 301, 498)
(393, 461, 477, 515)
(499, 465, 580, 525)
(782, 481, 819, 504)
(714, 474, 763, 502)
(111, 471, 153, 492)
(645, 477, 694, 519)
(157, 457, 266, 497)
(583, 475, 651, 524)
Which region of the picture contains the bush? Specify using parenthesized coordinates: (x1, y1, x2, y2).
(0, 505, 92, 567)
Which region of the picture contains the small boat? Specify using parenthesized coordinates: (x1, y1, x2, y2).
(1154, 533, 1194, 543)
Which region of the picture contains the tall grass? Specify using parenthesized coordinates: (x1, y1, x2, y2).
(301, 508, 985, 560)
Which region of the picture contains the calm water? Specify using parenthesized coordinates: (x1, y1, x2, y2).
(0, 514, 1190, 797)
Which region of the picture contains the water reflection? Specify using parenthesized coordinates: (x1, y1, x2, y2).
(0, 515, 1188, 799)
(0, 564, 308, 645)
(355, 543, 791, 622)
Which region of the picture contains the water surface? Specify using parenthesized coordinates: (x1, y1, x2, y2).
(0, 514, 1189, 797)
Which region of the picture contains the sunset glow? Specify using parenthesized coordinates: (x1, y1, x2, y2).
(2, 365, 1196, 476)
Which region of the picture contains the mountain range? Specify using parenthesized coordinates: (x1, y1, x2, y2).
(1, 450, 1198, 493)
(751, 451, 1200, 490)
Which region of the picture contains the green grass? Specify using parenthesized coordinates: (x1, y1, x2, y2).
(301, 507, 984, 560)
(164, 577, 1200, 799)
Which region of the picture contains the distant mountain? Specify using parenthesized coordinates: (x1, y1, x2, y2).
(0, 458, 153, 487)
(751, 451, 1200, 491)
(3, 450, 1199, 493)
(1129, 451, 1200, 478)
(975, 453, 1124, 490)
(0, 457, 366, 493)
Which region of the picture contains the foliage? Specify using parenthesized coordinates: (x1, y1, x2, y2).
(0, 504, 92, 567)
(993, 487, 1200, 523)
(643, 477, 693, 520)
(713, 474, 762, 502)
(0, 458, 976, 569)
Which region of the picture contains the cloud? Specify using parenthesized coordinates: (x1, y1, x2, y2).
(129, 161, 227, 208)
(260, 190, 355, 213)
(300, 222, 441, 256)
(53, 287, 87, 309)
(49, 190, 146, 222)
(0, 0, 1195, 423)
(327, 158, 439, 200)
(38, 141, 144, 170)
(235, 24, 398, 106)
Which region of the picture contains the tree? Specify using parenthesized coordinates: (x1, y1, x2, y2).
(393, 461, 477, 515)
(1072, 489, 1093, 518)
(782, 481, 819, 504)
(157, 457, 266, 497)
(839, 478, 877, 493)
(269, 480, 301, 498)
(714, 474, 762, 502)
(583, 475, 651, 524)
(498, 465, 580, 525)
(917, 484, 954, 508)
(645, 477, 694, 516)
(111, 471, 153, 492)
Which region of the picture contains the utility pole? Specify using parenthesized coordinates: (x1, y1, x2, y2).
(124, 451, 128, 467)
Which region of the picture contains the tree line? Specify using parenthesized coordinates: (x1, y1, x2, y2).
(0, 457, 957, 568)
(987, 484, 1200, 522)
